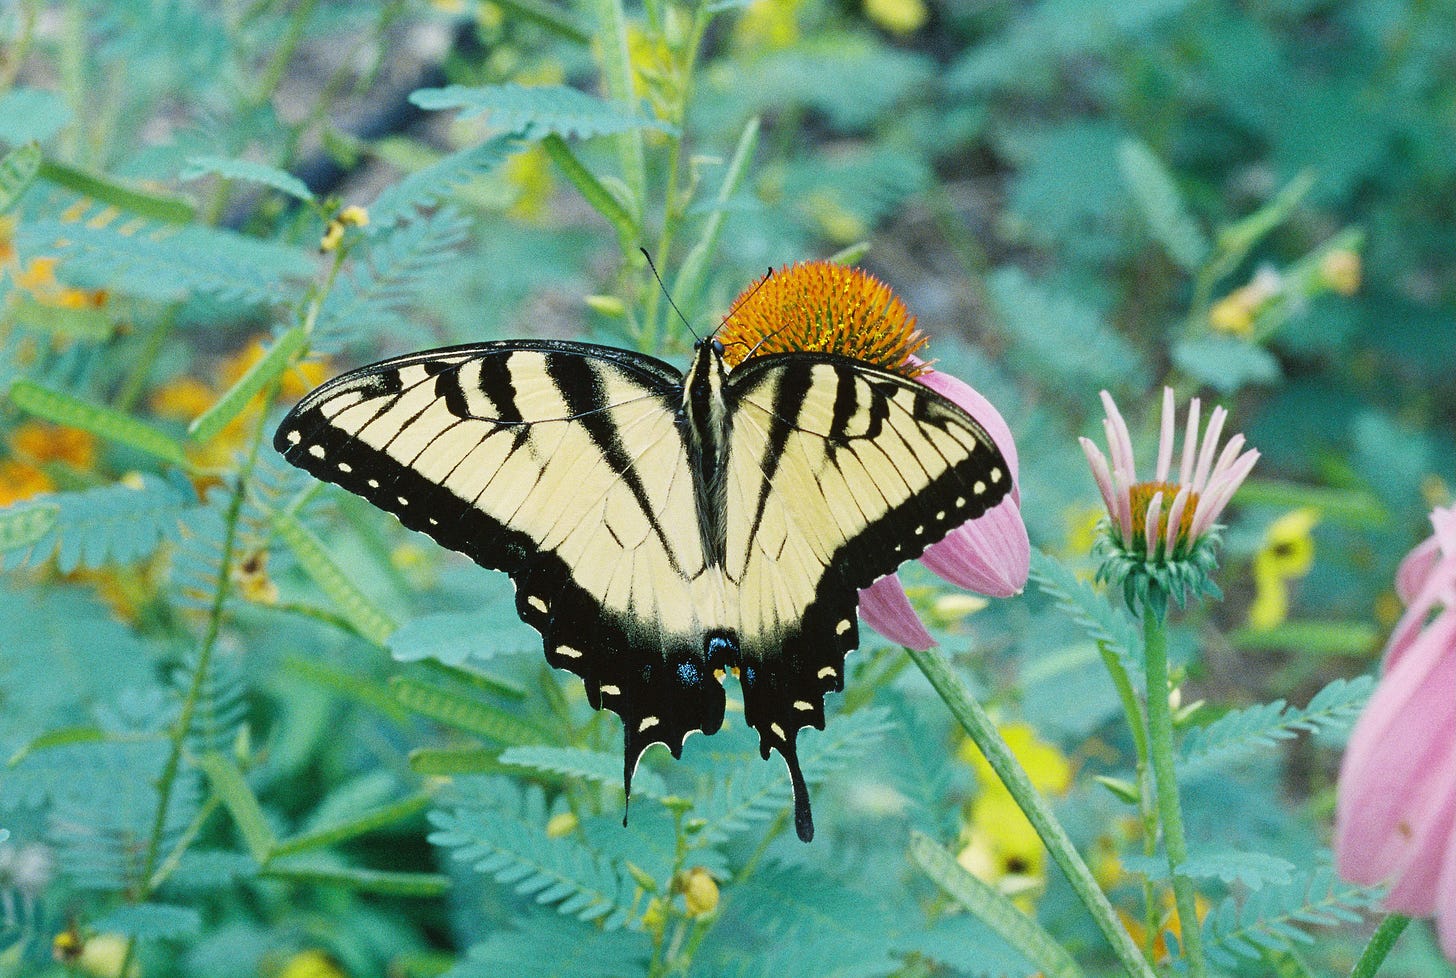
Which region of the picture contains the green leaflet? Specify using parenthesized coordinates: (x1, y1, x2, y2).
(391, 677, 546, 747)
(35, 156, 196, 224)
(0, 500, 58, 554)
(497, 745, 668, 800)
(1200, 865, 1384, 967)
(272, 793, 432, 859)
(409, 747, 506, 776)
(260, 862, 450, 897)
(428, 788, 636, 928)
(1028, 549, 1143, 688)
(1178, 676, 1374, 776)
(909, 832, 1086, 978)
(410, 82, 674, 139)
(273, 510, 397, 646)
(197, 752, 277, 864)
(541, 135, 637, 247)
(1118, 139, 1209, 271)
(7, 380, 189, 466)
(0, 142, 42, 213)
(181, 155, 315, 203)
(189, 326, 307, 444)
(11, 295, 116, 341)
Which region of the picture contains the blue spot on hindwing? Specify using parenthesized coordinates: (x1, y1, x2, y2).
(677, 661, 700, 685)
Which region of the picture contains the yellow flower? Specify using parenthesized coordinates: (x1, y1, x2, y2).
(0, 459, 55, 506)
(956, 723, 1073, 905)
(150, 376, 217, 421)
(1209, 266, 1282, 338)
(233, 549, 279, 605)
(277, 949, 347, 978)
(1319, 248, 1360, 296)
(0, 214, 17, 267)
(504, 144, 554, 224)
(1247, 507, 1319, 630)
(679, 866, 719, 917)
(734, 0, 802, 50)
(960, 722, 1073, 796)
(864, 0, 927, 34)
(1064, 504, 1105, 557)
(14, 256, 58, 292)
(10, 421, 98, 470)
(1119, 890, 1211, 963)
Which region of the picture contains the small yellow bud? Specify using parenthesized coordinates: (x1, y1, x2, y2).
(680, 866, 719, 917)
(338, 205, 369, 228)
(863, 0, 927, 33)
(1208, 293, 1255, 337)
(52, 929, 83, 963)
(545, 811, 579, 838)
(1319, 248, 1361, 296)
(319, 220, 345, 253)
(277, 949, 347, 978)
(641, 896, 668, 930)
(932, 593, 988, 620)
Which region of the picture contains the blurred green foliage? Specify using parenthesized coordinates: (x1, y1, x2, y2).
(1, 0, 1453, 975)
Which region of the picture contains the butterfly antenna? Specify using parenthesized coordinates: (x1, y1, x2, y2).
(715, 265, 777, 355)
(640, 248, 700, 342)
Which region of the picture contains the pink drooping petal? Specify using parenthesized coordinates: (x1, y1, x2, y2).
(1186, 449, 1259, 542)
(1100, 391, 1137, 486)
(1433, 504, 1456, 556)
(1178, 397, 1201, 486)
(1397, 535, 1443, 605)
(1438, 831, 1456, 958)
(1386, 551, 1456, 672)
(1080, 438, 1119, 526)
(1164, 485, 1192, 554)
(1205, 434, 1247, 489)
(857, 573, 935, 651)
(1155, 387, 1175, 483)
(916, 365, 1019, 496)
(1144, 491, 1164, 558)
(920, 495, 1030, 598)
(1336, 610, 1456, 901)
(1191, 405, 1227, 493)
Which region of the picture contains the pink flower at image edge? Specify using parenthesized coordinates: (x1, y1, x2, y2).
(1335, 504, 1456, 959)
(856, 364, 1030, 650)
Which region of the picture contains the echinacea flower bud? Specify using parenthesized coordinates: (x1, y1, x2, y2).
(1080, 388, 1259, 616)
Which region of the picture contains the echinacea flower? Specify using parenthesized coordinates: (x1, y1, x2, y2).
(1335, 504, 1456, 959)
(719, 261, 1030, 651)
(1080, 387, 1259, 615)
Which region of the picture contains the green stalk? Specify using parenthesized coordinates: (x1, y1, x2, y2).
(117, 376, 280, 978)
(907, 645, 1158, 978)
(1096, 642, 1161, 958)
(1142, 611, 1206, 976)
(1348, 915, 1410, 978)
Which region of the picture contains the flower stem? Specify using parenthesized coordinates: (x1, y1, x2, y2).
(907, 645, 1157, 978)
(1142, 610, 1206, 976)
(1349, 915, 1410, 978)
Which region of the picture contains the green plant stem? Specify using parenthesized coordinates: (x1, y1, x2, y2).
(1096, 642, 1161, 959)
(117, 377, 280, 978)
(1142, 611, 1205, 976)
(906, 645, 1157, 978)
(1349, 915, 1410, 978)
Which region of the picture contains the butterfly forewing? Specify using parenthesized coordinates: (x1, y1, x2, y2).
(274, 341, 734, 778)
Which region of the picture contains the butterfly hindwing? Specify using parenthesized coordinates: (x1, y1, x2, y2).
(274, 341, 733, 780)
(721, 353, 1011, 837)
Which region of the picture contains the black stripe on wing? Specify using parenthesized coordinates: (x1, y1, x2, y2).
(274, 341, 730, 803)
